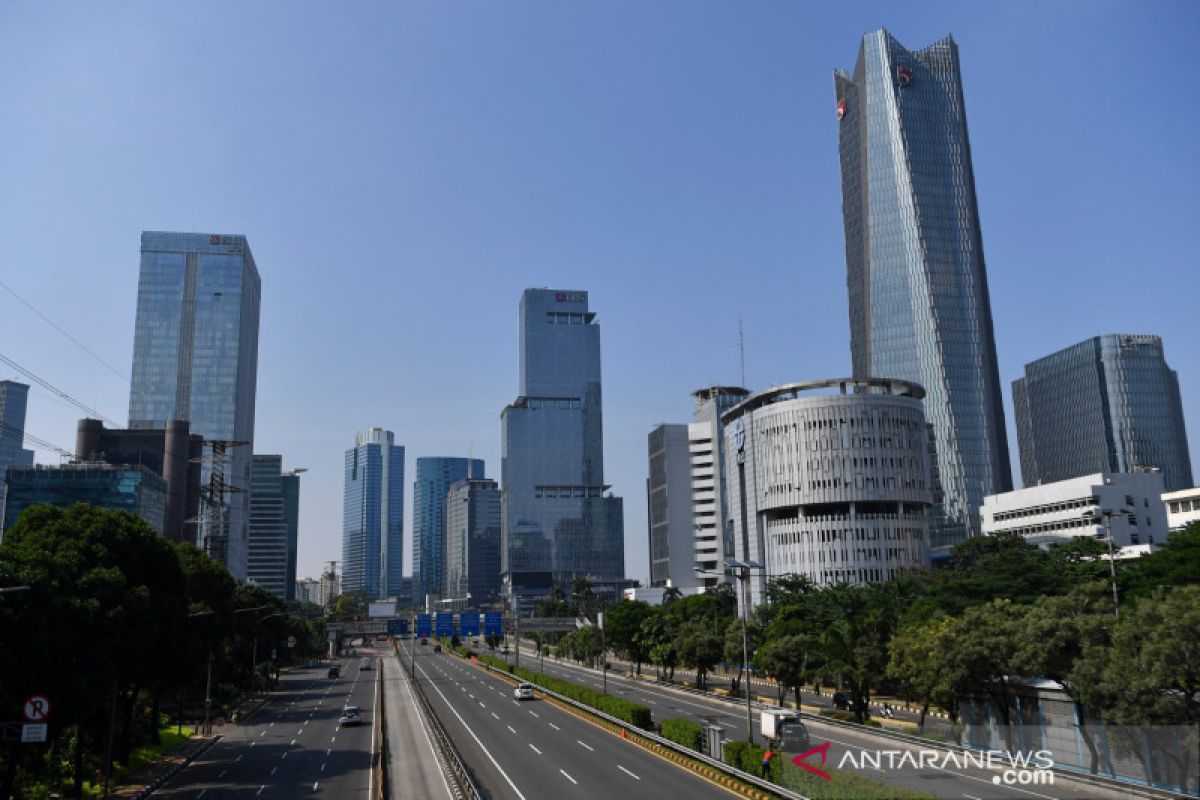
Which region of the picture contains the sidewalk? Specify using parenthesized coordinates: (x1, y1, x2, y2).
(107, 734, 220, 799)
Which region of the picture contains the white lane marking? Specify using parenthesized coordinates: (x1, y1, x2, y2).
(270, 766, 277, 776)
(321, 763, 326, 773)
(258, 731, 265, 737)
(618, 765, 640, 780)
(281, 752, 288, 759)
(560, 769, 578, 785)
(963, 796, 981, 800)
(312, 782, 318, 791)
(326, 748, 331, 756)
(250, 742, 256, 748)
(298, 729, 305, 734)
(528, 710, 539, 718)
(492, 713, 500, 720)
(198, 789, 208, 798)
(416, 661, 529, 800)
(256, 786, 265, 796)
(290, 739, 296, 746)
(646, 699, 657, 704)
(479, 702, 486, 708)
(269, 722, 275, 727)
(508, 725, 517, 734)
(549, 723, 560, 731)
(529, 743, 542, 755)
(217, 770, 227, 779)
(577, 740, 594, 751)
(331, 736, 336, 743)
(236, 755, 244, 762)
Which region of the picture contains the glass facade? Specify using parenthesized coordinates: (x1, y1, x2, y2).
(2, 464, 166, 535)
(501, 289, 624, 584)
(836, 30, 1012, 549)
(413, 457, 484, 598)
(444, 478, 502, 607)
(128, 232, 261, 578)
(247, 455, 301, 602)
(1014, 334, 1193, 491)
(0, 381, 35, 473)
(341, 428, 404, 600)
(647, 423, 694, 588)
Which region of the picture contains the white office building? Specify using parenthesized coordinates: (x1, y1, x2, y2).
(982, 472, 1168, 549)
(1163, 486, 1200, 532)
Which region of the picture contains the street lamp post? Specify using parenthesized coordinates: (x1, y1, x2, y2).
(249, 612, 287, 697)
(720, 558, 761, 744)
(1084, 507, 1131, 619)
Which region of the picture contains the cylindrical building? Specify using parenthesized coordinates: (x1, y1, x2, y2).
(722, 379, 932, 606)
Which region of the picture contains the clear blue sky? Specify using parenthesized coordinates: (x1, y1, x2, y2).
(1, 2, 1197, 584)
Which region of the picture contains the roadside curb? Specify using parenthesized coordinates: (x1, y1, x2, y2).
(118, 734, 222, 799)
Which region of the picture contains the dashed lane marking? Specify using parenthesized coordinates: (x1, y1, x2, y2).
(618, 765, 640, 780)
(507, 725, 517, 734)
(560, 769, 578, 785)
(549, 723, 560, 731)
(577, 740, 594, 751)
(529, 744, 542, 755)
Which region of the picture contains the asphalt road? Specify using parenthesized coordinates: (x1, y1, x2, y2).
(505, 645, 1131, 800)
(155, 658, 378, 799)
(401, 642, 740, 800)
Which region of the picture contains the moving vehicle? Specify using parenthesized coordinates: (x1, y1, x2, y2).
(339, 705, 362, 726)
(433, 644, 442, 652)
(327, 665, 340, 678)
(832, 691, 856, 711)
(513, 683, 535, 701)
(760, 708, 799, 741)
(420, 638, 428, 646)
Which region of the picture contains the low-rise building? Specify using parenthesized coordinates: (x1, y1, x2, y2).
(1162, 486, 1200, 532)
(2, 463, 167, 535)
(981, 472, 1168, 549)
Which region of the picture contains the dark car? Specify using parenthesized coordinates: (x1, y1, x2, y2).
(327, 666, 340, 678)
(433, 644, 442, 653)
(420, 638, 428, 646)
(832, 691, 856, 710)
(778, 720, 811, 752)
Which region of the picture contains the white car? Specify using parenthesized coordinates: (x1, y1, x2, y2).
(513, 683, 534, 701)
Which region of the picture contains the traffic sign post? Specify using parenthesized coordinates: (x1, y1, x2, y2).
(22, 695, 50, 723)
(21, 724, 47, 743)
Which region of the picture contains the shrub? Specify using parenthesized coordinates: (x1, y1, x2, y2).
(661, 718, 703, 751)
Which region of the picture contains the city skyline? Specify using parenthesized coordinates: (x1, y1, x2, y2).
(1, 4, 1197, 583)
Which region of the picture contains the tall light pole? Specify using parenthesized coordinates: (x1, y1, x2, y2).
(1084, 507, 1132, 619)
(726, 558, 761, 744)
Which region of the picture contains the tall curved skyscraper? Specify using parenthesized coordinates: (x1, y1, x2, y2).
(835, 30, 1012, 549)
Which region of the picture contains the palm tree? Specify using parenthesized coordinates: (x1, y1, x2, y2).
(662, 585, 683, 607)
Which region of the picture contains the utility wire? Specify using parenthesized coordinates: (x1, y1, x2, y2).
(0, 421, 73, 459)
(0, 278, 130, 383)
(0, 351, 121, 428)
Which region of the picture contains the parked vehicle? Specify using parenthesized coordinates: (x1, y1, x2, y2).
(832, 691, 856, 711)
(513, 683, 535, 701)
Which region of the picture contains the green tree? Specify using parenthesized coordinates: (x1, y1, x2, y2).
(675, 619, 723, 689)
(604, 600, 655, 675)
(757, 634, 810, 708)
(723, 617, 762, 695)
(887, 616, 959, 729)
(1122, 523, 1200, 599)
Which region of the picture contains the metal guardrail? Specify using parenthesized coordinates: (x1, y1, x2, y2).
(468, 653, 808, 800)
(400, 651, 485, 800)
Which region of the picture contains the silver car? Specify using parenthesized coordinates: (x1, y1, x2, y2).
(339, 705, 362, 727)
(513, 683, 534, 701)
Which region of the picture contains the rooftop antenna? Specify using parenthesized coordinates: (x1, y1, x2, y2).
(738, 316, 746, 388)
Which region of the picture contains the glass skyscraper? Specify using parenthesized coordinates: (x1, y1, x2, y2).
(0, 381, 35, 473)
(501, 289, 624, 587)
(2, 464, 166, 535)
(836, 30, 1012, 549)
(1014, 334, 1193, 491)
(342, 428, 404, 600)
(444, 477, 502, 608)
(128, 231, 261, 578)
(247, 455, 301, 602)
(413, 456, 484, 599)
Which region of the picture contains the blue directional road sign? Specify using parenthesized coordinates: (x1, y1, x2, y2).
(386, 618, 409, 636)
(435, 612, 455, 637)
(484, 611, 503, 636)
(459, 612, 480, 637)
(416, 614, 432, 638)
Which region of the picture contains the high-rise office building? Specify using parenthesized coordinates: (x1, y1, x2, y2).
(444, 477, 502, 608)
(0, 381, 35, 473)
(647, 423, 694, 588)
(413, 457, 484, 599)
(128, 231, 261, 578)
(1014, 334, 1193, 491)
(247, 455, 302, 602)
(341, 428, 404, 600)
(836, 30, 1012, 548)
(689, 386, 749, 585)
(500, 289, 624, 590)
